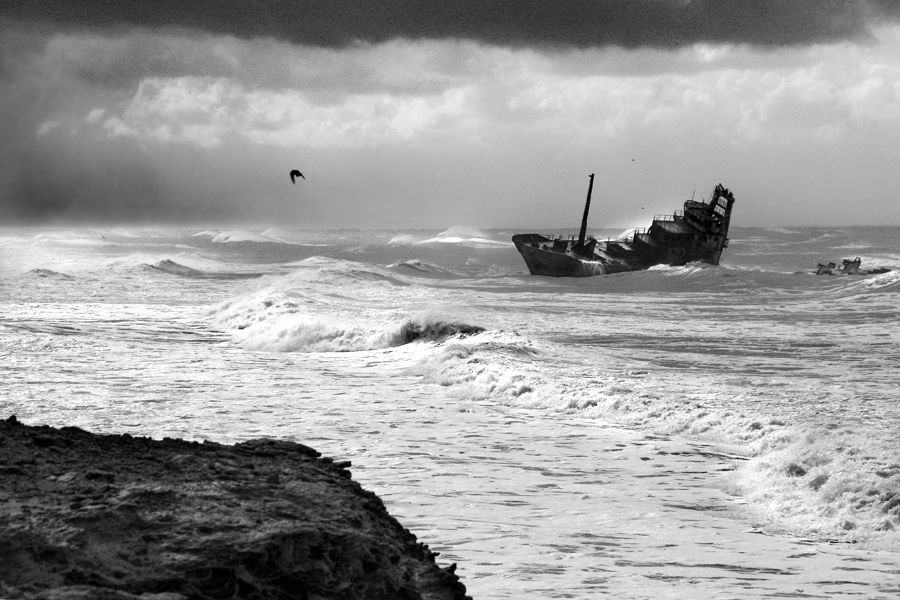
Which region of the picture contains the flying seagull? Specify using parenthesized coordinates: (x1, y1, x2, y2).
(290, 170, 305, 184)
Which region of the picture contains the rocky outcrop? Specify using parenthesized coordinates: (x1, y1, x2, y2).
(0, 416, 470, 600)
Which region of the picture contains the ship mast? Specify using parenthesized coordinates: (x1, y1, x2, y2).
(577, 173, 595, 247)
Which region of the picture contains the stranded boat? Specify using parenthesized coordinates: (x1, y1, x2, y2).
(815, 257, 890, 276)
(512, 174, 736, 277)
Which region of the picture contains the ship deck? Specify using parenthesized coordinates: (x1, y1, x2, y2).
(654, 219, 696, 235)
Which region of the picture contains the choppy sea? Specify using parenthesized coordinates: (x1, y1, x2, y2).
(1, 224, 898, 599)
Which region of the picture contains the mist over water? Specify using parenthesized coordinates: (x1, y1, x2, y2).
(1, 225, 899, 599)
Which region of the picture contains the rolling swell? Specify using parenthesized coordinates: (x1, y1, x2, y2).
(147, 259, 261, 280)
(386, 259, 460, 279)
(28, 268, 74, 279)
(286, 257, 412, 287)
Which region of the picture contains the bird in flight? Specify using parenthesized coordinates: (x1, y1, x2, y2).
(290, 170, 305, 184)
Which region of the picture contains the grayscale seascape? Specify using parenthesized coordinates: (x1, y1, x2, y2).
(3, 3, 900, 598)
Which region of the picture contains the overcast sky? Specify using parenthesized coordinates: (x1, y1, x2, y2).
(2, 1, 899, 227)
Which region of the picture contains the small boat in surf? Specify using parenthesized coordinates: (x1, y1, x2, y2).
(512, 174, 736, 277)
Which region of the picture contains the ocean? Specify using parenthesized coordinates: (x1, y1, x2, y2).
(1, 225, 898, 599)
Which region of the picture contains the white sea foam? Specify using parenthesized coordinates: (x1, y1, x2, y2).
(765, 227, 803, 235)
(646, 262, 714, 276)
(218, 307, 484, 353)
(436, 225, 489, 238)
(106, 227, 176, 239)
(403, 332, 899, 544)
(211, 272, 484, 352)
(418, 235, 512, 248)
(388, 226, 511, 248)
(834, 268, 900, 293)
(732, 427, 900, 541)
(387, 233, 422, 245)
(203, 228, 297, 244)
(4, 225, 900, 598)
(210, 230, 274, 244)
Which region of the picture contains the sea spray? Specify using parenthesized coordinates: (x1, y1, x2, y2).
(4, 225, 900, 599)
(213, 278, 485, 352)
(407, 334, 900, 543)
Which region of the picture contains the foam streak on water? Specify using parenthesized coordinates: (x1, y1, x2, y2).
(1, 225, 898, 599)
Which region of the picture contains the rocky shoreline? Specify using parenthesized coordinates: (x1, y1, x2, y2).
(0, 416, 470, 600)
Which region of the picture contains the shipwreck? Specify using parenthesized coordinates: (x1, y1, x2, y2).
(512, 174, 736, 277)
(815, 257, 890, 276)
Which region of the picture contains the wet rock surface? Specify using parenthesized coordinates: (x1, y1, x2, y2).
(0, 416, 470, 600)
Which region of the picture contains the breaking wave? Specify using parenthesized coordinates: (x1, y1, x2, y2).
(148, 259, 207, 277)
(28, 268, 74, 279)
(220, 311, 485, 353)
(280, 256, 412, 287)
(211, 270, 484, 352)
(387, 233, 421, 246)
(197, 228, 307, 245)
(406, 337, 899, 545)
(395, 319, 485, 344)
(822, 268, 900, 297)
(386, 259, 460, 278)
(388, 226, 511, 249)
(211, 231, 274, 244)
(734, 426, 900, 540)
(147, 259, 263, 280)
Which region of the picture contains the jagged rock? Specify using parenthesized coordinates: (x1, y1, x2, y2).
(784, 463, 807, 477)
(0, 416, 471, 600)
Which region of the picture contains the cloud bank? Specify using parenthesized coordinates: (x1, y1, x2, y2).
(6, 1, 900, 49)
(2, 2, 900, 226)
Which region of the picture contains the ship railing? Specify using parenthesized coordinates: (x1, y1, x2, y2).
(653, 210, 684, 221)
(548, 234, 599, 245)
(652, 214, 674, 222)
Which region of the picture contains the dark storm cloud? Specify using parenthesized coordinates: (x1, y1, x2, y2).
(5, 1, 899, 50)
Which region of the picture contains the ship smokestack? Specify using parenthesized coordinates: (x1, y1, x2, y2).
(577, 173, 595, 247)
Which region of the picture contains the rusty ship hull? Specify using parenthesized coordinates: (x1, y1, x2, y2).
(513, 177, 735, 277)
